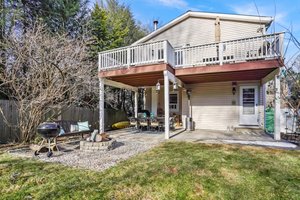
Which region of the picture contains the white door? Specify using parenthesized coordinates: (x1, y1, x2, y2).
(239, 86, 259, 125)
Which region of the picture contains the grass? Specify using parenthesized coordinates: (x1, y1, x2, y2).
(0, 142, 299, 200)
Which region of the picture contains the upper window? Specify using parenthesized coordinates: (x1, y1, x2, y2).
(169, 92, 179, 112)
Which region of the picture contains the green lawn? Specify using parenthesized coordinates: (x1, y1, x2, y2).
(0, 142, 299, 200)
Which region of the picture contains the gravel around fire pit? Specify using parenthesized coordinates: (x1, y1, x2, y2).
(8, 139, 161, 171)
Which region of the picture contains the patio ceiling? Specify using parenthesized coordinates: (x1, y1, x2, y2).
(108, 71, 164, 87)
(177, 68, 276, 84)
(99, 63, 173, 87)
(99, 59, 282, 87)
(175, 59, 282, 84)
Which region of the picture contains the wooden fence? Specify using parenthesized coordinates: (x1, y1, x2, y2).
(0, 100, 128, 143)
(0, 100, 20, 143)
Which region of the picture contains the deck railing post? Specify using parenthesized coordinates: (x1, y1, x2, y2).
(98, 53, 101, 71)
(219, 42, 224, 65)
(127, 48, 131, 67)
(164, 41, 168, 64)
(279, 33, 284, 58)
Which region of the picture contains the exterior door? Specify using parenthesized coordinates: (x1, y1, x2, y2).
(239, 86, 259, 125)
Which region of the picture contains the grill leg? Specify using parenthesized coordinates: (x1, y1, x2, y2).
(47, 138, 53, 157)
(40, 139, 45, 147)
(48, 138, 51, 153)
(54, 138, 60, 152)
(34, 139, 46, 156)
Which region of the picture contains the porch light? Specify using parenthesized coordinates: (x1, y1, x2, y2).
(186, 89, 192, 100)
(156, 80, 161, 92)
(232, 82, 237, 95)
(173, 81, 178, 91)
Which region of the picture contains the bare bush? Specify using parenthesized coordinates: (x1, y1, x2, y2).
(0, 24, 95, 142)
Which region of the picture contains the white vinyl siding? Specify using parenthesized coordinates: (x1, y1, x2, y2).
(146, 18, 216, 48)
(221, 20, 264, 41)
(182, 81, 263, 130)
(144, 17, 265, 48)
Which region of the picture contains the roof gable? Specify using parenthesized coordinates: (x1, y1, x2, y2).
(132, 11, 273, 45)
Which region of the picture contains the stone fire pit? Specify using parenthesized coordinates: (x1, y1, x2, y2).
(80, 138, 116, 151)
(80, 132, 116, 151)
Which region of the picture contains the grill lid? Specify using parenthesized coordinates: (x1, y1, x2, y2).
(37, 122, 59, 130)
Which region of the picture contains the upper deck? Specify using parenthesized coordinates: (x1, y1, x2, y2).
(99, 33, 284, 72)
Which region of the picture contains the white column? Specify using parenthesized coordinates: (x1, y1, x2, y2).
(274, 75, 281, 140)
(263, 83, 267, 130)
(99, 77, 105, 133)
(151, 87, 158, 116)
(134, 91, 138, 118)
(164, 71, 170, 139)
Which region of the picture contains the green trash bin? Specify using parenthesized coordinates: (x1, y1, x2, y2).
(265, 108, 274, 133)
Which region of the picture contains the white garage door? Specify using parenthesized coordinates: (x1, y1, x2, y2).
(188, 82, 239, 130)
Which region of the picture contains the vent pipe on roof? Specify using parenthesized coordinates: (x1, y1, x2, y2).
(153, 20, 158, 31)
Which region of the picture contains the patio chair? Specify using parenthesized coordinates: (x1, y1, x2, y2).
(149, 118, 160, 132)
(129, 117, 139, 131)
(158, 117, 175, 132)
(139, 118, 149, 131)
(170, 117, 175, 130)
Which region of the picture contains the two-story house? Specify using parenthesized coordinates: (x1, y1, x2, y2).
(98, 11, 284, 140)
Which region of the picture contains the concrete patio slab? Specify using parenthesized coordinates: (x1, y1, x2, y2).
(170, 129, 275, 142)
(108, 128, 184, 143)
(108, 128, 298, 149)
(170, 129, 299, 149)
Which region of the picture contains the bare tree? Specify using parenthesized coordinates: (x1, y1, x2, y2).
(0, 24, 95, 142)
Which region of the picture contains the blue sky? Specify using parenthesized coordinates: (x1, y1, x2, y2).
(116, 0, 300, 35)
(92, 0, 300, 62)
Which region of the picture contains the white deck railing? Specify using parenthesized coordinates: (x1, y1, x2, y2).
(99, 33, 284, 71)
(98, 40, 175, 70)
(174, 33, 284, 67)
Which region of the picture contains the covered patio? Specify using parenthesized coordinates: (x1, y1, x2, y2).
(99, 60, 283, 141)
(99, 63, 184, 139)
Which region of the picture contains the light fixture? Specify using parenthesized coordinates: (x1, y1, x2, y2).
(232, 82, 237, 95)
(186, 89, 192, 100)
(173, 81, 178, 91)
(156, 80, 161, 92)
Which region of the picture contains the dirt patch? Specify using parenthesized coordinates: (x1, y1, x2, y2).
(220, 167, 240, 183)
(195, 169, 213, 177)
(194, 183, 204, 196)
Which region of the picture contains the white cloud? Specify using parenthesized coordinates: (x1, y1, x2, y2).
(155, 0, 188, 9)
(231, 3, 287, 24)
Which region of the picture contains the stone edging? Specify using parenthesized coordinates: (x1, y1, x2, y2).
(80, 139, 116, 151)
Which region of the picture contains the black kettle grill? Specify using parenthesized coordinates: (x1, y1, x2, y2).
(36, 122, 60, 157)
(37, 122, 60, 138)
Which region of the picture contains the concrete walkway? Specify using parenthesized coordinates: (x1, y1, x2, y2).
(171, 129, 274, 141)
(171, 129, 299, 149)
(108, 128, 299, 149)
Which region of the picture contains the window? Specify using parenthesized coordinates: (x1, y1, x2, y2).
(169, 92, 179, 112)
